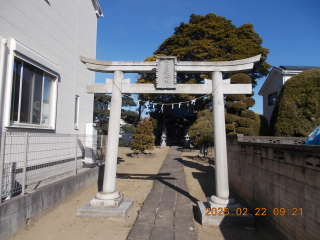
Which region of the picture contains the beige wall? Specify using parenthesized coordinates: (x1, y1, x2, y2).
(227, 135, 320, 240)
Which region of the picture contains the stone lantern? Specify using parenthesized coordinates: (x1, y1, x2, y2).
(161, 130, 167, 147)
(184, 133, 191, 148)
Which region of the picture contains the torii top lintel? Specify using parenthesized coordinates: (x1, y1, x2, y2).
(79, 55, 261, 73)
(81, 55, 261, 94)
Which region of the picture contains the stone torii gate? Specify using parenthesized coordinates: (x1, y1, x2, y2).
(78, 55, 260, 218)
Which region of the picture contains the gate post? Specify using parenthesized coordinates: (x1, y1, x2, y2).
(21, 132, 28, 196)
(209, 71, 235, 205)
(90, 70, 124, 207)
(75, 134, 78, 176)
(0, 132, 6, 202)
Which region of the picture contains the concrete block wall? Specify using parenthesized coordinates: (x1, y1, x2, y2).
(227, 135, 320, 240)
(0, 166, 98, 240)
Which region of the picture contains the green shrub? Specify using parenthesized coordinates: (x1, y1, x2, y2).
(244, 97, 255, 108)
(252, 113, 269, 136)
(227, 132, 237, 135)
(225, 101, 234, 109)
(241, 110, 256, 120)
(236, 117, 254, 127)
(225, 114, 239, 123)
(226, 123, 235, 132)
(225, 73, 256, 136)
(188, 109, 214, 148)
(236, 127, 254, 135)
(270, 69, 320, 136)
(232, 101, 247, 111)
(130, 120, 154, 153)
(122, 124, 136, 133)
(119, 138, 127, 147)
(226, 94, 246, 101)
(230, 73, 252, 84)
(198, 134, 214, 148)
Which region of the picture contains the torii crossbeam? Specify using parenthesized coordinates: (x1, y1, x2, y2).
(80, 55, 260, 212)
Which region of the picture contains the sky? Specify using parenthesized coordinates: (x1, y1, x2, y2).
(94, 0, 320, 115)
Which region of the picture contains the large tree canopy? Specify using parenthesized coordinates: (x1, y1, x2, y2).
(154, 13, 270, 87)
(138, 13, 270, 111)
(137, 13, 270, 143)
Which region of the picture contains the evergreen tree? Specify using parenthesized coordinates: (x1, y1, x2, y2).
(93, 94, 110, 135)
(122, 124, 136, 133)
(136, 13, 270, 132)
(252, 113, 269, 136)
(154, 14, 270, 87)
(270, 69, 320, 137)
(93, 94, 137, 135)
(188, 109, 214, 148)
(130, 120, 154, 153)
(225, 73, 256, 135)
(121, 109, 139, 124)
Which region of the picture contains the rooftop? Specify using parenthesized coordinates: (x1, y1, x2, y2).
(278, 65, 320, 71)
(92, 0, 103, 18)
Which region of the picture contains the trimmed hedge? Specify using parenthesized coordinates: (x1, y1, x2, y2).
(241, 110, 256, 120)
(130, 120, 154, 153)
(236, 117, 254, 127)
(230, 73, 252, 84)
(270, 69, 320, 137)
(226, 94, 246, 101)
(119, 138, 128, 147)
(225, 101, 234, 109)
(188, 108, 214, 148)
(232, 101, 247, 111)
(227, 132, 237, 135)
(253, 113, 269, 136)
(225, 113, 239, 123)
(244, 97, 255, 108)
(236, 127, 254, 135)
(225, 73, 257, 136)
(226, 123, 235, 132)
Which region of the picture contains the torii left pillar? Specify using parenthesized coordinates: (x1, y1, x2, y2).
(90, 70, 125, 207)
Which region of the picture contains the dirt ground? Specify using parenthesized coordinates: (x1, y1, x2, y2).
(11, 147, 289, 240)
(11, 147, 170, 240)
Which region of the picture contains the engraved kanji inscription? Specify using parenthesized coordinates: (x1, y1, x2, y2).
(156, 56, 177, 89)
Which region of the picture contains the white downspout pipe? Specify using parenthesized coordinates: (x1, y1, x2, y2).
(0, 38, 7, 132)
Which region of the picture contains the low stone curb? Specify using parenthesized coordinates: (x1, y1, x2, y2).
(130, 153, 156, 158)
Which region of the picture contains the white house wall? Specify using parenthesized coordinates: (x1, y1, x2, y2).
(262, 72, 283, 123)
(0, 0, 97, 134)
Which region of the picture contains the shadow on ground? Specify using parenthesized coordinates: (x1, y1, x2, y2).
(178, 155, 289, 240)
(175, 157, 216, 198)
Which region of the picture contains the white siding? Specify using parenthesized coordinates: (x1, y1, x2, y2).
(0, 0, 98, 134)
(261, 72, 283, 123)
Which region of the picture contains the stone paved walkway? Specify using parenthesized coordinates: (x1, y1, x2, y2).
(127, 147, 198, 240)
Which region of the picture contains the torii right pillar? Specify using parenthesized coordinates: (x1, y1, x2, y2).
(209, 71, 236, 206)
(201, 70, 254, 227)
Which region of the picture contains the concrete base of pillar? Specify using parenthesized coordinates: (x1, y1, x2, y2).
(77, 199, 134, 221)
(207, 197, 240, 211)
(197, 201, 254, 227)
(90, 193, 124, 208)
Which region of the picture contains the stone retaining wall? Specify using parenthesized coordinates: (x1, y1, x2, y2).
(227, 134, 320, 240)
(0, 167, 99, 240)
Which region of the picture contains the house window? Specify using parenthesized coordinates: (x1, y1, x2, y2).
(268, 92, 278, 106)
(74, 95, 79, 129)
(10, 57, 56, 127)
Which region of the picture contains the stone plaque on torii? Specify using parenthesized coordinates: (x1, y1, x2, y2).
(78, 54, 261, 219)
